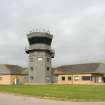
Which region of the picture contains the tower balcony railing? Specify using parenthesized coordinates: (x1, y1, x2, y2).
(25, 46, 55, 57)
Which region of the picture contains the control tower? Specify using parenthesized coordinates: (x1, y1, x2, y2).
(26, 31, 55, 84)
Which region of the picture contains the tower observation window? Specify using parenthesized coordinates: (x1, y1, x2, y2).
(47, 67, 50, 71)
(28, 37, 52, 45)
(47, 58, 50, 62)
(82, 76, 91, 80)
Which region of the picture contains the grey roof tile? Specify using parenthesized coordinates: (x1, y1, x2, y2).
(54, 63, 105, 74)
(0, 64, 27, 75)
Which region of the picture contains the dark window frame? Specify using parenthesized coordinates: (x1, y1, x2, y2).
(47, 67, 50, 71)
(68, 76, 71, 81)
(62, 76, 65, 81)
(28, 37, 52, 45)
(82, 76, 91, 81)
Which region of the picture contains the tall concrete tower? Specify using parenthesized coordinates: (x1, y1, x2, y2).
(26, 31, 54, 84)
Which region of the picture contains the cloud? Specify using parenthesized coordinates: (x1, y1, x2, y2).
(0, 0, 105, 67)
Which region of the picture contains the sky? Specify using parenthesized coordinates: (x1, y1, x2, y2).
(0, 0, 105, 67)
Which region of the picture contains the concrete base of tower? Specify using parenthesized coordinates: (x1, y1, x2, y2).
(28, 75, 53, 84)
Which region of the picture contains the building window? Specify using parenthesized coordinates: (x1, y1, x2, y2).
(68, 76, 71, 80)
(74, 76, 79, 81)
(82, 76, 91, 81)
(47, 67, 50, 71)
(30, 67, 33, 71)
(62, 76, 65, 81)
(30, 76, 34, 80)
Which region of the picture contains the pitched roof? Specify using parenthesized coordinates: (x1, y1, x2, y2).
(53, 63, 105, 75)
(0, 64, 27, 75)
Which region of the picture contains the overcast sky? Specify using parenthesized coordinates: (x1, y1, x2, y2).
(0, 0, 105, 67)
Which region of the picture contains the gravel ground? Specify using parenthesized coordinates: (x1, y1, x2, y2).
(0, 93, 105, 105)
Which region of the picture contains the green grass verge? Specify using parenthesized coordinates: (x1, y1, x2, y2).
(0, 85, 105, 101)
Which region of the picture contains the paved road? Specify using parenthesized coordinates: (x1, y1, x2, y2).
(0, 93, 105, 105)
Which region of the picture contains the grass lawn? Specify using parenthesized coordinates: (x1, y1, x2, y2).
(0, 85, 105, 101)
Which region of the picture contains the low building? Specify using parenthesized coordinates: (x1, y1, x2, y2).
(53, 63, 105, 84)
(1, 63, 105, 85)
(0, 64, 28, 85)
